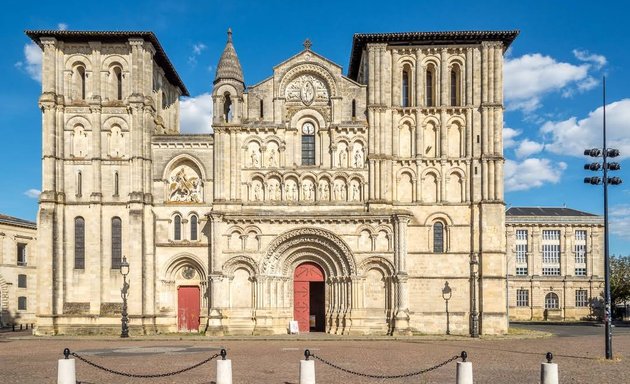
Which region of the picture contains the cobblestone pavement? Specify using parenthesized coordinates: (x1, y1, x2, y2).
(0, 330, 628, 383)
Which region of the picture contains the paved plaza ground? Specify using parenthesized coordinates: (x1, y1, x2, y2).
(0, 324, 628, 383)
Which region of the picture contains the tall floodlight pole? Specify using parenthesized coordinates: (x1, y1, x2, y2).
(602, 78, 612, 360)
(583, 77, 623, 360)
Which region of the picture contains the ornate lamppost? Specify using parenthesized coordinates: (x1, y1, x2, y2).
(120, 256, 130, 338)
(442, 281, 452, 335)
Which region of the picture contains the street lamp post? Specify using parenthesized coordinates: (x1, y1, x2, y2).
(120, 256, 130, 338)
(442, 281, 452, 335)
(583, 77, 623, 360)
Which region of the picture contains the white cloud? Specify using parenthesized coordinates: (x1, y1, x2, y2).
(610, 204, 630, 240)
(188, 42, 207, 65)
(180, 93, 213, 133)
(503, 127, 521, 149)
(541, 98, 630, 159)
(57, 23, 68, 31)
(504, 158, 567, 192)
(504, 53, 594, 112)
(515, 139, 544, 158)
(15, 42, 43, 82)
(24, 189, 41, 199)
(573, 49, 607, 69)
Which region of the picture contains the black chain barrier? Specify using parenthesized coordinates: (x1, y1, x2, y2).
(66, 348, 221, 379)
(305, 349, 466, 380)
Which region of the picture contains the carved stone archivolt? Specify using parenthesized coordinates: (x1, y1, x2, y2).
(261, 227, 356, 276)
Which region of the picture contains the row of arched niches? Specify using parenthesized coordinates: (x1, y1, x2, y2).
(164, 157, 468, 205)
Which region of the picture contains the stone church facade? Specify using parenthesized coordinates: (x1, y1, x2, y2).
(27, 28, 518, 336)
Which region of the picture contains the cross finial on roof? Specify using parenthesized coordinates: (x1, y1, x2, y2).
(227, 28, 233, 42)
(303, 38, 312, 50)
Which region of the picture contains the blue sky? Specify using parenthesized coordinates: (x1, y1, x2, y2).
(1, 0, 629, 254)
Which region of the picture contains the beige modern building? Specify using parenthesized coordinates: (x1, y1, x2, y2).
(27, 28, 519, 336)
(506, 207, 604, 321)
(0, 214, 38, 327)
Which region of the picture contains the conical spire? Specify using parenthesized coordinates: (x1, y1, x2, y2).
(214, 28, 244, 85)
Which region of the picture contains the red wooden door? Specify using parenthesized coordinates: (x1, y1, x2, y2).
(178, 286, 200, 332)
(293, 263, 324, 333)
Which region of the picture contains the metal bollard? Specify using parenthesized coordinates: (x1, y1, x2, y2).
(57, 348, 76, 384)
(456, 351, 473, 384)
(300, 349, 316, 384)
(541, 352, 558, 384)
(216, 348, 232, 384)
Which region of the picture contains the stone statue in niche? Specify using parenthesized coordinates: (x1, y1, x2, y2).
(252, 183, 262, 201)
(267, 182, 276, 201)
(71, 125, 88, 158)
(168, 166, 202, 202)
(341, 183, 347, 201)
(250, 149, 260, 168)
(285, 181, 298, 201)
(353, 148, 363, 168)
(318, 181, 329, 201)
(268, 148, 278, 167)
(302, 181, 314, 201)
(108, 126, 124, 158)
(338, 148, 347, 168)
(351, 183, 360, 201)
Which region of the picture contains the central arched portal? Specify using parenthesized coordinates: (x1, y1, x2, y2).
(293, 262, 325, 332)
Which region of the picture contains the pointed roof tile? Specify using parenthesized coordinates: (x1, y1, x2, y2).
(214, 28, 244, 85)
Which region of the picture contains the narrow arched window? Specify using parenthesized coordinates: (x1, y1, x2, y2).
(402, 66, 411, 107)
(259, 99, 264, 119)
(545, 292, 559, 309)
(113, 171, 119, 196)
(75, 217, 85, 269)
(301, 122, 316, 165)
(426, 65, 435, 107)
(111, 217, 122, 269)
(77, 171, 82, 197)
(450, 67, 461, 106)
(190, 215, 198, 241)
(113, 66, 123, 100)
(224, 93, 233, 122)
(75, 65, 86, 100)
(433, 222, 444, 253)
(351, 99, 357, 118)
(174, 215, 182, 240)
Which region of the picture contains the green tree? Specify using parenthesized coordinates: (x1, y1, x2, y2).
(610, 255, 630, 306)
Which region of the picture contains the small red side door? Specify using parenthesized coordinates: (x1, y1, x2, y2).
(178, 286, 200, 332)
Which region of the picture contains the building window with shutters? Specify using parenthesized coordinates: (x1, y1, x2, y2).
(575, 230, 587, 276)
(515, 229, 528, 275)
(542, 230, 560, 276)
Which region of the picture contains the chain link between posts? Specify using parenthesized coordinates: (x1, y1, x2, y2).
(71, 351, 220, 378)
(309, 352, 462, 379)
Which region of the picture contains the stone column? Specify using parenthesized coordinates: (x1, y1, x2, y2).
(415, 49, 424, 106)
(394, 215, 411, 335)
(440, 48, 448, 106)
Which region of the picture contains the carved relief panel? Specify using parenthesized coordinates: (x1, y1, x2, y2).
(167, 165, 203, 203)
